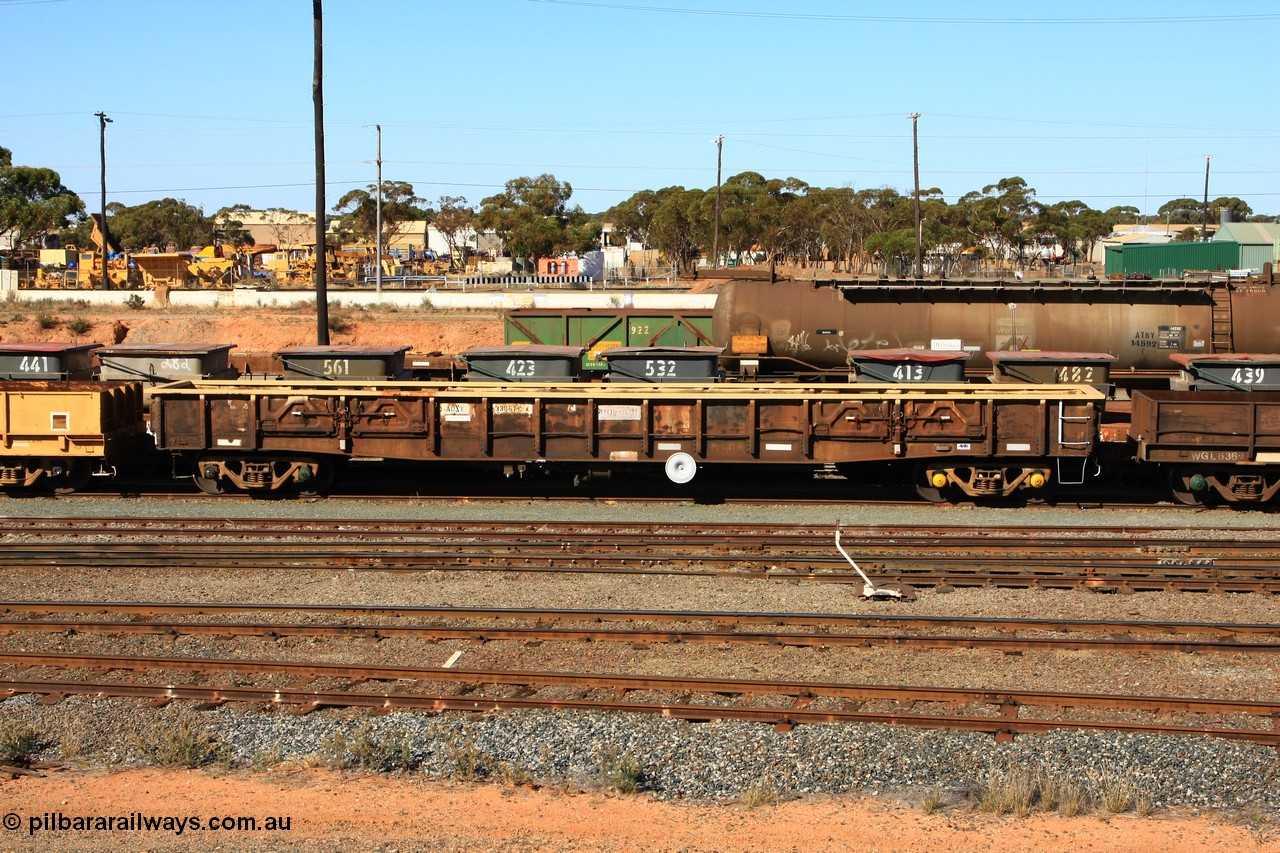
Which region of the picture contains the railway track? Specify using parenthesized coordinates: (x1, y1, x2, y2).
(0, 513, 1275, 758)
(2, 517, 1277, 592)
(3, 651, 1277, 748)
(1, 601, 1278, 653)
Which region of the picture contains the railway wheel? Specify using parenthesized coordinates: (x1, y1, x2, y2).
(295, 459, 336, 497)
(913, 463, 955, 504)
(193, 454, 227, 496)
(49, 460, 92, 496)
(1168, 466, 1210, 507)
(1172, 466, 1208, 504)
(1022, 469, 1058, 505)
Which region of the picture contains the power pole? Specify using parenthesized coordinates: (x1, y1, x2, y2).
(313, 0, 330, 345)
(1201, 154, 1211, 242)
(375, 124, 383, 295)
(909, 113, 922, 279)
(94, 111, 112, 289)
(711, 134, 723, 271)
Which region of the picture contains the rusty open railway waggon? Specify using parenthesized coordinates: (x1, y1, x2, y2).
(146, 379, 1104, 501)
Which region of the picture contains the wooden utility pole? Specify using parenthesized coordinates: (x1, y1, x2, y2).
(94, 111, 112, 289)
(1201, 154, 1211, 242)
(313, 0, 330, 344)
(712, 134, 723, 271)
(375, 124, 383, 295)
(909, 113, 922, 279)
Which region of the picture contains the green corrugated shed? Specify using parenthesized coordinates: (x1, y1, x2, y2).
(1213, 222, 1280, 272)
(1104, 241, 1239, 278)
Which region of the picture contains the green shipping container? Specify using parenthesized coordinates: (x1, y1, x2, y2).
(1104, 241, 1239, 278)
(503, 309, 714, 372)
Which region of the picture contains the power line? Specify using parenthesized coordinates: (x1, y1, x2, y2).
(530, 0, 1280, 26)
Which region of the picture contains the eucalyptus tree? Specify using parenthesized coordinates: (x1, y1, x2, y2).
(332, 181, 430, 248)
(212, 204, 253, 247)
(561, 210, 606, 256)
(778, 188, 826, 266)
(1029, 200, 1089, 268)
(711, 171, 799, 264)
(476, 174, 579, 263)
(1157, 197, 1203, 224)
(864, 228, 917, 277)
(107, 198, 215, 251)
(852, 188, 915, 275)
(647, 187, 705, 274)
(918, 189, 965, 276)
(0, 146, 85, 248)
(1209, 196, 1252, 223)
(758, 176, 811, 264)
(433, 195, 475, 269)
(260, 208, 314, 249)
(1104, 205, 1140, 223)
(1076, 206, 1119, 265)
(859, 187, 911, 237)
(815, 187, 860, 272)
(959, 176, 1038, 269)
(606, 189, 662, 249)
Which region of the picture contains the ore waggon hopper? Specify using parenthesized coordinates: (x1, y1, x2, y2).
(712, 275, 1280, 383)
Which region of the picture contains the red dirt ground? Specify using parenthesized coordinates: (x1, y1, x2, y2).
(4, 767, 1275, 853)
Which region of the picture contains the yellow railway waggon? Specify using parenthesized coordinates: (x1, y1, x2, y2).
(0, 381, 145, 492)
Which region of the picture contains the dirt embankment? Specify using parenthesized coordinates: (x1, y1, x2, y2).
(0, 303, 505, 356)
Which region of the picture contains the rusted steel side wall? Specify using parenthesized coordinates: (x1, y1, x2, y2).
(151, 382, 1103, 467)
(1129, 391, 1280, 463)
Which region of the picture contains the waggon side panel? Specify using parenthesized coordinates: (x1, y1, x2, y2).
(150, 381, 1104, 467)
(1130, 391, 1280, 463)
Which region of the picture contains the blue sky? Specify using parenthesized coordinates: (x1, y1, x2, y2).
(2, 0, 1277, 220)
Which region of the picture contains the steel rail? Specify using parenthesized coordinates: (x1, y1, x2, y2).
(1, 543, 1277, 571)
(3, 651, 1276, 719)
(3, 517, 1279, 550)
(4, 617, 1277, 654)
(4, 676, 1277, 746)
(1, 600, 1275, 638)
(3, 543, 1278, 567)
(0, 556, 1276, 592)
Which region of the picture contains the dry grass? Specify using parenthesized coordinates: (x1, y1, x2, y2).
(0, 720, 45, 767)
(978, 767, 1037, 816)
(737, 779, 783, 809)
(444, 736, 483, 781)
(320, 723, 422, 772)
(976, 765, 1161, 819)
(133, 715, 220, 768)
(597, 746, 642, 794)
(918, 788, 946, 814)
